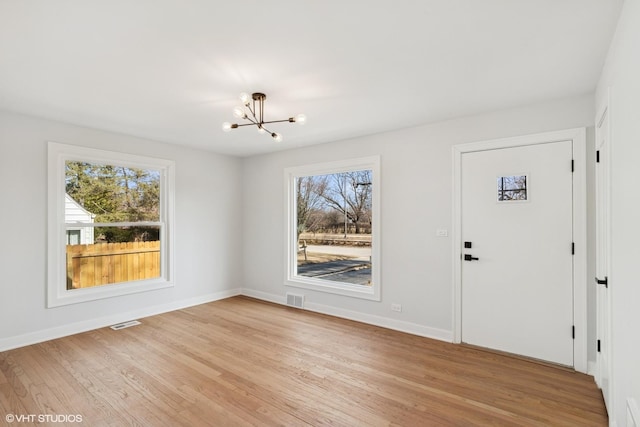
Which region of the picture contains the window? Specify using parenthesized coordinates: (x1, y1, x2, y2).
(497, 175, 528, 201)
(285, 156, 380, 300)
(66, 230, 81, 245)
(48, 142, 175, 307)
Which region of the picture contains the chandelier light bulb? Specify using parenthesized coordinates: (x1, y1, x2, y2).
(239, 92, 251, 106)
(295, 113, 307, 125)
(222, 122, 232, 132)
(257, 124, 266, 134)
(233, 106, 246, 119)
(272, 132, 283, 142)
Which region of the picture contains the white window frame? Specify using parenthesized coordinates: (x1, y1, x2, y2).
(284, 155, 381, 301)
(47, 142, 175, 307)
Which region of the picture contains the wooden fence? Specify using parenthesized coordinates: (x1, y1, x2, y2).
(66, 241, 160, 289)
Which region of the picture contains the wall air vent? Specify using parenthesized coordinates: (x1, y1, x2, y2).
(110, 320, 141, 330)
(286, 293, 304, 309)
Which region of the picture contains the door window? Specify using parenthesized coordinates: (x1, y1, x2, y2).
(497, 175, 527, 201)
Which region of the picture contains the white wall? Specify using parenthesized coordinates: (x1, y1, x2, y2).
(0, 110, 243, 350)
(0, 94, 600, 367)
(242, 95, 595, 342)
(596, 0, 640, 424)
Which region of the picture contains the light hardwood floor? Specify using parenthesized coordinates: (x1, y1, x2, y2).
(0, 296, 607, 426)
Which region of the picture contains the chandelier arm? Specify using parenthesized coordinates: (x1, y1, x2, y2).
(262, 118, 295, 125)
(245, 104, 259, 123)
(252, 97, 256, 117)
(250, 98, 255, 121)
(259, 96, 264, 124)
(243, 115, 258, 125)
(259, 124, 273, 134)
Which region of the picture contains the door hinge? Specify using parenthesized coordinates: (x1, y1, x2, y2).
(596, 276, 609, 288)
(571, 159, 575, 172)
(596, 150, 600, 163)
(572, 326, 575, 339)
(572, 242, 575, 255)
(597, 339, 601, 353)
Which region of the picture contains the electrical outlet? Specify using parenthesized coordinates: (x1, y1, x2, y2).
(391, 303, 402, 312)
(436, 228, 448, 237)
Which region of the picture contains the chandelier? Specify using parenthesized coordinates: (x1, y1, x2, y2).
(222, 92, 306, 142)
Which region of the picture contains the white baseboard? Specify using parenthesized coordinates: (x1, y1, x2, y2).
(242, 288, 453, 342)
(0, 288, 242, 352)
(241, 288, 286, 305)
(2, 287, 453, 352)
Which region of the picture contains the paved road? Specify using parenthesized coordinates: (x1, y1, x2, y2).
(298, 259, 371, 285)
(324, 266, 372, 285)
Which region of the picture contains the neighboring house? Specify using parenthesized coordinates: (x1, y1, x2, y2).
(64, 194, 95, 245)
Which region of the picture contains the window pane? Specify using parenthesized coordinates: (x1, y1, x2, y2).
(66, 226, 161, 290)
(295, 170, 372, 286)
(497, 175, 527, 201)
(65, 161, 160, 222)
(66, 230, 81, 245)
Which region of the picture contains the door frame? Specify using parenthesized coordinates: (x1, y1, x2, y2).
(452, 128, 588, 373)
(594, 91, 613, 409)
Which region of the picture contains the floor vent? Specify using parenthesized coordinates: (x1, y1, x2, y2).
(110, 320, 141, 331)
(286, 293, 304, 309)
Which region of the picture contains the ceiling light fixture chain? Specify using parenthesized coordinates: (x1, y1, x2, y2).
(222, 92, 306, 142)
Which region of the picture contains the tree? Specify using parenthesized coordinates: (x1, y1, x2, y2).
(321, 170, 372, 234)
(65, 161, 160, 242)
(296, 175, 327, 241)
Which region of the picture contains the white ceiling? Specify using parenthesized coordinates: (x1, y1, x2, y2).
(0, 1, 623, 157)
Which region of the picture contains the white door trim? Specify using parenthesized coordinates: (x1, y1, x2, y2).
(595, 89, 613, 409)
(452, 128, 588, 373)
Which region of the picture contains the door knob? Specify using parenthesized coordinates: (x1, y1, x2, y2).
(464, 254, 479, 261)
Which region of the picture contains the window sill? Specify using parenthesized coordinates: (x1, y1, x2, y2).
(285, 276, 380, 301)
(47, 278, 174, 308)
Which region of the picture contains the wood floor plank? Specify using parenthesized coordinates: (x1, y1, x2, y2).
(0, 296, 607, 426)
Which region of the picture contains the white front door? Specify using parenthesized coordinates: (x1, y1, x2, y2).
(461, 141, 574, 366)
(595, 106, 611, 412)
